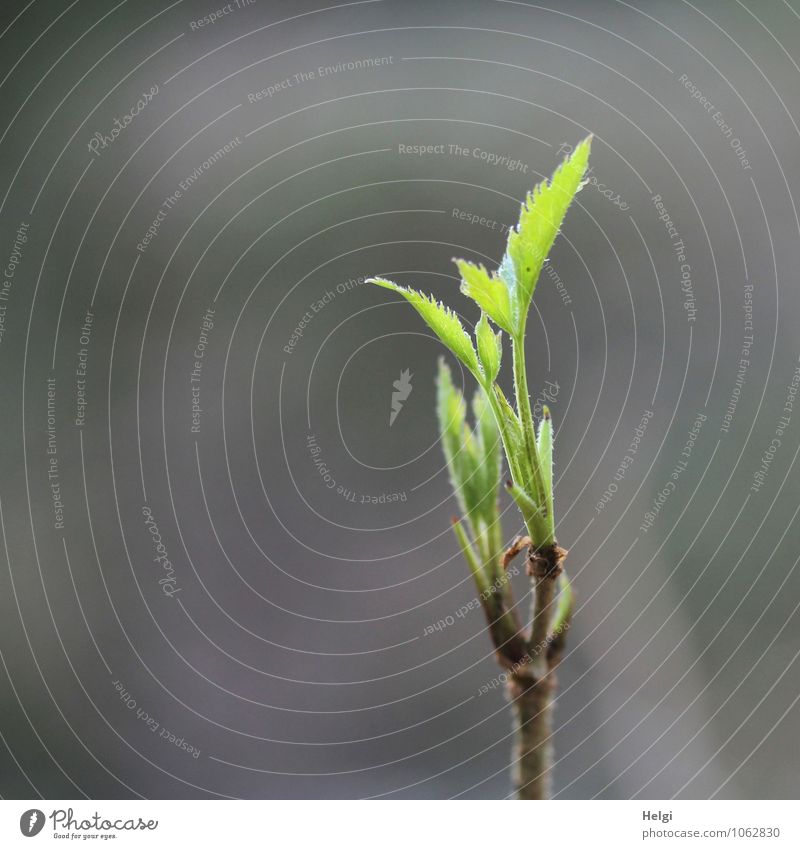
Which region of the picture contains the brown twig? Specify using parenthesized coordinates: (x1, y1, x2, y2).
(495, 542, 569, 800)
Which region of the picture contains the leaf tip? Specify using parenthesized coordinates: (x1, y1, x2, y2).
(369, 276, 397, 291)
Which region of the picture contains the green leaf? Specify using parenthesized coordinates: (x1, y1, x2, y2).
(451, 518, 490, 596)
(436, 359, 472, 516)
(537, 404, 554, 522)
(506, 480, 548, 540)
(436, 360, 505, 570)
(472, 387, 501, 522)
(436, 358, 466, 463)
(370, 140, 592, 549)
(455, 259, 514, 335)
(502, 136, 591, 328)
(436, 360, 492, 534)
(473, 388, 503, 567)
(491, 384, 529, 482)
(370, 278, 480, 377)
(475, 313, 502, 384)
(551, 570, 573, 635)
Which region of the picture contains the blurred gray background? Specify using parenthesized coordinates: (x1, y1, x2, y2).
(0, 0, 799, 799)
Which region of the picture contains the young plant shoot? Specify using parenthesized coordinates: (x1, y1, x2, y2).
(369, 136, 591, 800)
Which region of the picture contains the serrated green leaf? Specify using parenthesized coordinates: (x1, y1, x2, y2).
(492, 384, 528, 478)
(436, 359, 473, 518)
(436, 358, 466, 464)
(503, 136, 591, 328)
(436, 360, 494, 535)
(455, 259, 514, 334)
(475, 313, 502, 384)
(371, 278, 480, 376)
(370, 140, 591, 550)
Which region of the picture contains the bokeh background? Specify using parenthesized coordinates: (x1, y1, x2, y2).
(0, 0, 799, 799)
